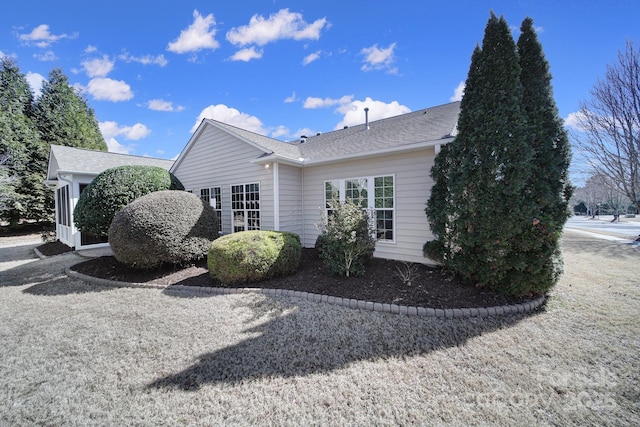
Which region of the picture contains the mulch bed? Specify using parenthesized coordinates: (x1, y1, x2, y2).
(62, 244, 530, 309)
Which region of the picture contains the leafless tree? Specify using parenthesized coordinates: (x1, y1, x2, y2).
(574, 40, 640, 213)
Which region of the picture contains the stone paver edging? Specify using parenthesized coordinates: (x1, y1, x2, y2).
(65, 266, 545, 318)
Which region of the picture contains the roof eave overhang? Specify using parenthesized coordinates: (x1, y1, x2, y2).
(295, 137, 455, 167)
(250, 154, 304, 167)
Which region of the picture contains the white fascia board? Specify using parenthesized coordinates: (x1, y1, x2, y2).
(300, 137, 454, 167)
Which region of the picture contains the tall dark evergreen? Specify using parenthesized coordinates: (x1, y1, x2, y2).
(33, 68, 107, 151)
(517, 17, 573, 287)
(425, 13, 549, 296)
(0, 58, 50, 225)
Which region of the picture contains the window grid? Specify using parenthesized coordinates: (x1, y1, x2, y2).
(324, 175, 394, 242)
(232, 183, 260, 232)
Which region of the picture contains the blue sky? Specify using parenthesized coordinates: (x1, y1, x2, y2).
(1, 0, 638, 182)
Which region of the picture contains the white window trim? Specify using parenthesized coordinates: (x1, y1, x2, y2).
(323, 174, 396, 243)
(230, 182, 261, 233)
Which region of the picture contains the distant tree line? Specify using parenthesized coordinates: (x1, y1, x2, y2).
(0, 58, 106, 228)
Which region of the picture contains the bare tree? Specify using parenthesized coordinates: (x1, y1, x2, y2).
(574, 40, 640, 213)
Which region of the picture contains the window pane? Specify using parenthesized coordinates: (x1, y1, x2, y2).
(346, 178, 367, 208)
(376, 210, 393, 240)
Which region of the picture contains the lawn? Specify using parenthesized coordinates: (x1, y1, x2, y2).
(0, 231, 638, 426)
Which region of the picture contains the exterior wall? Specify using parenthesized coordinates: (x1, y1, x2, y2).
(172, 125, 274, 235)
(301, 148, 437, 264)
(53, 172, 107, 249)
(276, 163, 303, 237)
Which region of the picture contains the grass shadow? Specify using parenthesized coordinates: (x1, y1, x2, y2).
(560, 232, 639, 259)
(148, 294, 539, 391)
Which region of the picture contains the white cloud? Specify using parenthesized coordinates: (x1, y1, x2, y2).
(295, 127, 317, 139)
(191, 104, 266, 134)
(25, 72, 46, 97)
(167, 10, 220, 54)
(284, 91, 297, 103)
(18, 24, 78, 48)
(564, 111, 587, 131)
(360, 43, 397, 73)
(33, 50, 57, 61)
(229, 47, 263, 62)
(118, 51, 168, 67)
(334, 97, 410, 130)
(303, 95, 353, 109)
(85, 45, 97, 53)
(82, 55, 114, 78)
(226, 9, 328, 47)
(450, 81, 465, 102)
(271, 125, 290, 138)
(302, 51, 321, 65)
(147, 99, 185, 112)
(100, 120, 151, 141)
(86, 78, 133, 101)
(106, 137, 135, 154)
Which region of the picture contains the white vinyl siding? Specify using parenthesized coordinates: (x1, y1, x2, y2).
(171, 125, 273, 235)
(303, 148, 437, 264)
(277, 163, 303, 236)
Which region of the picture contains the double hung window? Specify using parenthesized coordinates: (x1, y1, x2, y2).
(324, 175, 395, 241)
(232, 183, 260, 232)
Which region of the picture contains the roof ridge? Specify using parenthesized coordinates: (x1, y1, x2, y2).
(51, 144, 173, 162)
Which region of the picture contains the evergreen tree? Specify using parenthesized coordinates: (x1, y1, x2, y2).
(33, 68, 107, 151)
(517, 17, 573, 288)
(0, 58, 50, 225)
(426, 13, 546, 296)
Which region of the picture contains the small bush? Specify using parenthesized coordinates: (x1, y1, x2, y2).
(74, 165, 184, 237)
(108, 190, 218, 269)
(316, 199, 377, 277)
(208, 230, 301, 285)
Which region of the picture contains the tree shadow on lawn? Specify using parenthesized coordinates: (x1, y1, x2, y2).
(148, 294, 539, 391)
(560, 232, 639, 259)
(0, 252, 119, 295)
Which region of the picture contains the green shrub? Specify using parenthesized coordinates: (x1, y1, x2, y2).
(208, 230, 301, 285)
(108, 190, 218, 269)
(74, 165, 184, 237)
(316, 199, 377, 277)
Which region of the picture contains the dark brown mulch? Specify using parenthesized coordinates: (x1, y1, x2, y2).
(37, 240, 75, 256)
(69, 248, 530, 309)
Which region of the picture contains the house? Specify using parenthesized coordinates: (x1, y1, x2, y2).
(171, 101, 460, 264)
(45, 144, 175, 249)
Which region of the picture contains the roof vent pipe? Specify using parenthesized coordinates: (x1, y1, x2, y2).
(365, 107, 370, 130)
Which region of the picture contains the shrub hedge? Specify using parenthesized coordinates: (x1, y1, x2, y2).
(208, 230, 301, 285)
(74, 165, 184, 237)
(108, 190, 218, 269)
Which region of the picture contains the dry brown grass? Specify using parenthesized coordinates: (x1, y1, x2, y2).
(0, 232, 638, 426)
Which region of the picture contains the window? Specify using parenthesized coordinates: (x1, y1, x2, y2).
(212, 187, 222, 231)
(374, 176, 394, 240)
(57, 185, 70, 226)
(232, 183, 260, 232)
(200, 187, 223, 231)
(324, 175, 394, 241)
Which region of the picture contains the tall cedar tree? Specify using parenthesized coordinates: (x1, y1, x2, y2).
(0, 58, 51, 225)
(33, 68, 107, 151)
(426, 13, 546, 296)
(517, 17, 573, 288)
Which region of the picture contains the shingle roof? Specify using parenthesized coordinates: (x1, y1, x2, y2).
(47, 145, 175, 181)
(194, 101, 460, 166)
(294, 101, 460, 162)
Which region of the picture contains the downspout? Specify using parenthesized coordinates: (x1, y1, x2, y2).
(273, 161, 280, 231)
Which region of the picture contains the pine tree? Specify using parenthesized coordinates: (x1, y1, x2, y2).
(426, 13, 547, 296)
(0, 58, 50, 225)
(33, 68, 107, 151)
(516, 17, 573, 288)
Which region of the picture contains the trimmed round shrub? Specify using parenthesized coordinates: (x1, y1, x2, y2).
(108, 190, 218, 269)
(74, 165, 184, 237)
(208, 230, 301, 285)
